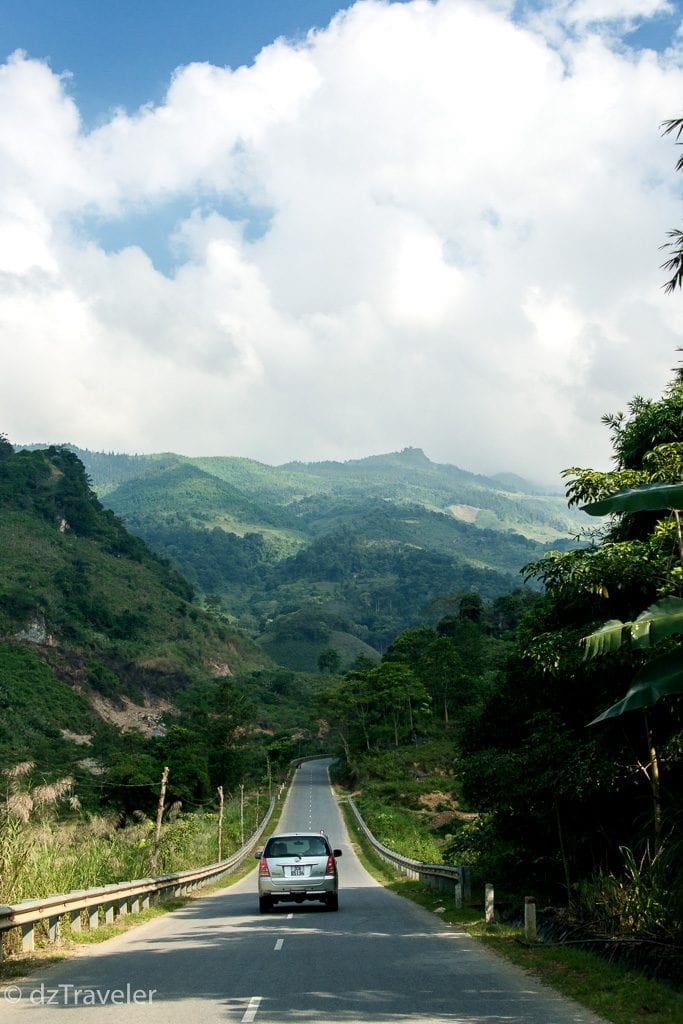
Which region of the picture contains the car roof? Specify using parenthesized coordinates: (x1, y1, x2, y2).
(267, 832, 327, 839)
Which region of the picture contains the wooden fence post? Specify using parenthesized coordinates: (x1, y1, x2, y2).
(217, 786, 224, 862)
(150, 766, 169, 876)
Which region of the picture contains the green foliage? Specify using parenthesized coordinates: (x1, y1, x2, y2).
(354, 794, 443, 864)
(318, 648, 341, 674)
(87, 659, 120, 697)
(442, 814, 521, 882)
(321, 592, 511, 765)
(206, 679, 257, 791)
(0, 644, 91, 770)
(103, 749, 161, 814)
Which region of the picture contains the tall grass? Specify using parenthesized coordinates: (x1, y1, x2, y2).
(0, 794, 264, 906)
(575, 842, 682, 941)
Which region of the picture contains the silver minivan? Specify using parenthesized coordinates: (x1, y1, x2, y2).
(255, 831, 342, 912)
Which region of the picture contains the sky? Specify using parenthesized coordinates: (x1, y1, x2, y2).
(1, 0, 683, 485)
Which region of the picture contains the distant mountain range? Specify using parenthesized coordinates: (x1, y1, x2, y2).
(56, 445, 586, 669)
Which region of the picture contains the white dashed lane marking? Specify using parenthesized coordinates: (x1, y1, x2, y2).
(274, 938, 284, 951)
(242, 996, 262, 1022)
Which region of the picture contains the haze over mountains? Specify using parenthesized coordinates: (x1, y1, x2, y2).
(63, 445, 585, 668)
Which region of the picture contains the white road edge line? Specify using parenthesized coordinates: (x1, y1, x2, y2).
(274, 938, 284, 951)
(242, 996, 262, 1022)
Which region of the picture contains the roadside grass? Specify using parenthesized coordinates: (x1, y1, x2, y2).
(339, 799, 683, 1024)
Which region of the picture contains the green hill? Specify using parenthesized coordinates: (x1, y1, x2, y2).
(56, 444, 585, 667)
(0, 444, 271, 795)
(104, 460, 298, 534)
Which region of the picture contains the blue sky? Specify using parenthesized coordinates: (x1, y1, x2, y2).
(1, 1, 357, 123)
(1, 1, 683, 481)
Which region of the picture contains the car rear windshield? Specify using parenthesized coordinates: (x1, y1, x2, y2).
(265, 837, 329, 857)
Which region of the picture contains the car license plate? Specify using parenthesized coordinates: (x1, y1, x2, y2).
(290, 865, 305, 876)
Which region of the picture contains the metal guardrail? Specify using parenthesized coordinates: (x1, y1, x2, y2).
(0, 780, 287, 958)
(347, 796, 470, 903)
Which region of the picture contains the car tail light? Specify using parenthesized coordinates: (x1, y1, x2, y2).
(325, 854, 335, 875)
(259, 856, 271, 877)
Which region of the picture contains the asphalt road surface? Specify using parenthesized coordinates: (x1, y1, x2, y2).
(2, 758, 609, 1023)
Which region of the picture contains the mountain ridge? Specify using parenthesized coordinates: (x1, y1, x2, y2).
(38, 443, 586, 669)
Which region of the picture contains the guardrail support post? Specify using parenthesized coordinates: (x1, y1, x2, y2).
(104, 902, 114, 925)
(69, 909, 81, 932)
(524, 896, 537, 941)
(88, 906, 98, 930)
(485, 883, 494, 923)
(117, 897, 129, 918)
(142, 894, 151, 911)
(21, 922, 35, 952)
(454, 880, 462, 908)
(48, 915, 60, 944)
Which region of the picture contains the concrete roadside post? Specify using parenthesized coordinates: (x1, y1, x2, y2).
(485, 883, 494, 923)
(524, 896, 537, 941)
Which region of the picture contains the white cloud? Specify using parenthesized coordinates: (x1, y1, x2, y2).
(1, 0, 682, 484)
(556, 0, 673, 29)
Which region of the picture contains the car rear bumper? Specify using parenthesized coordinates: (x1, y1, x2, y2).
(258, 876, 337, 901)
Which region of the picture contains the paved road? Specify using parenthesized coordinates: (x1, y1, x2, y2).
(2, 759, 608, 1023)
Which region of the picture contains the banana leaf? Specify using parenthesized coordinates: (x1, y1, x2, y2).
(581, 481, 683, 516)
(588, 648, 683, 725)
(582, 619, 626, 658)
(583, 597, 683, 657)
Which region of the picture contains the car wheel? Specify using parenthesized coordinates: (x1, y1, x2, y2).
(259, 895, 273, 913)
(326, 893, 339, 911)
